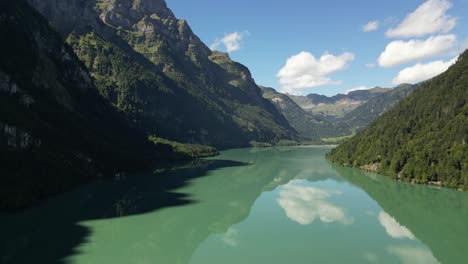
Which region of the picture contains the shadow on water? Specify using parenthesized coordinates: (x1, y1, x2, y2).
(0, 147, 335, 264)
(0, 159, 249, 264)
(332, 163, 468, 264)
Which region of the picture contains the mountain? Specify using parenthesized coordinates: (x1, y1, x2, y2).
(328, 51, 468, 189)
(262, 85, 415, 141)
(0, 0, 223, 210)
(260, 87, 349, 140)
(0, 0, 158, 210)
(289, 88, 390, 119)
(339, 83, 416, 133)
(29, 0, 296, 148)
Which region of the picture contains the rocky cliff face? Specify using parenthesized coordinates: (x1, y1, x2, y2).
(29, 0, 296, 147)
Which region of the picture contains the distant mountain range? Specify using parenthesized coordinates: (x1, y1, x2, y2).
(260, 87, 349, 140)
(328, 50, 468, 189)
(289, 87, 391, 118)
(261, 85, 416, 140)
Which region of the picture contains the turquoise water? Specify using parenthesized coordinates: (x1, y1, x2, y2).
(1, 147, 468, 263)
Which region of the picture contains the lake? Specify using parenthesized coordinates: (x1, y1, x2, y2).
(1, 146, 468, 264)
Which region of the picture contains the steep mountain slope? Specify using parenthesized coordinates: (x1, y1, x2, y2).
(328, 51, 468, 189)
(289, 88, 390, 118)
(0, 0, 163, 210)
(260, 87, 349, 140)
(29, 0, 296, 148)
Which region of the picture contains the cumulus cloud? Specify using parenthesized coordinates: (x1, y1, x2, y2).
(277, 181, 353, 225)
(345, 86, 373, 94)
(277, 51, 355, 95)
(387, 0, 457, 38)
(210, 31, 249, 52)
(378, 211, 415, 239)
(392, 57, 457, 84)
(362, 20, 380, 32)
(378, 34, 456, 67)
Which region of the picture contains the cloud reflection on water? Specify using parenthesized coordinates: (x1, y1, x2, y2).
(277, 181, 353, 225)
(222, 227, 240, 247)
(387, 246, 439, 264)
(379, 211, 415, 240)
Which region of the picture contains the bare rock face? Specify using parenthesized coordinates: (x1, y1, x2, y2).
(99, 0, 175, 28)
(131, 0, 173, 18)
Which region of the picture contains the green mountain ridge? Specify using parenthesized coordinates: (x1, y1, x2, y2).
(328, 50, 468, 189)
(29, 0, 297, 148)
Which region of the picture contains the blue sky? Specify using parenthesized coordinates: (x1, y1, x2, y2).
(166, 0, 468, 96)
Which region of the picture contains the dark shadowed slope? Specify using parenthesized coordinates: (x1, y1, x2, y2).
(0, 0, 163, 210)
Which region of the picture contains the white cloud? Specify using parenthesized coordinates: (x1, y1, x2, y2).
(345, 86, 373, 94)
(378, 211, 415, 239)
(362, 20, 380, 32)
(378, 34, 456, 67)
(387, 0, 457, 38)
(210, 31, 249, 52)
(277, 181, 353, 225)
(277, 51, 354, 95)
(392, 57, 457, 84)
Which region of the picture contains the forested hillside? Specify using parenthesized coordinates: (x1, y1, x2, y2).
(29, 0, 296, 148)
(328, 51, 468, 189)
